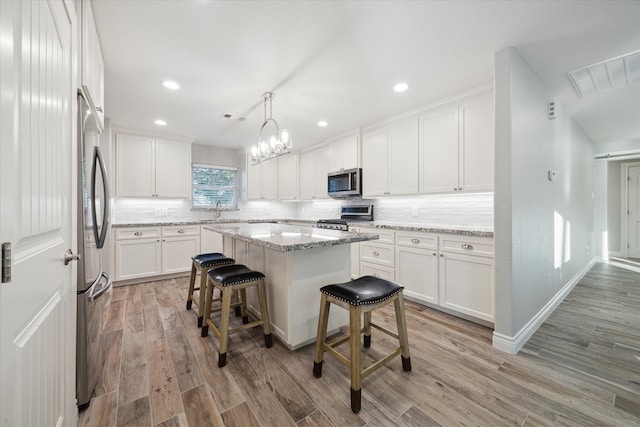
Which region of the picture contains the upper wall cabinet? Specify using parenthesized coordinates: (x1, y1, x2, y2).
(115, 133, 191, 198)
(278, 154, 299, 200)
(247, 156, 278, 200)
(362, 118, 419, 197)
(329, 134, 360, 172)
(420, 93, 494, 193)
(80, 0, 105, 129)
(299, 145, 330, 199)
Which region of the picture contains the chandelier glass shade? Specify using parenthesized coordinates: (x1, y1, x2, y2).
(250, 92, 292, 165)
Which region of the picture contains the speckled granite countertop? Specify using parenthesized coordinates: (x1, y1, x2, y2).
(112, 218, 493, 238)
(350, 221, 494, 238)
(202, 223, 379, 252)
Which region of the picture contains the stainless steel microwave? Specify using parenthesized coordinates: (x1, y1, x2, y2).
(328, 168, 362, 198)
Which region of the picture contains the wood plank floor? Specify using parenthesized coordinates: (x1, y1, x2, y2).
(78, 262, 640, 426)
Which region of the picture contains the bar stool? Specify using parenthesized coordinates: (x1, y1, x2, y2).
(186, 253, 235, 327)
(312, 275, 411, 413)
(201, 264, 273, 367)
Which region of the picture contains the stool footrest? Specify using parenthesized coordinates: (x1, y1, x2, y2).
(369, 322, 399, 340)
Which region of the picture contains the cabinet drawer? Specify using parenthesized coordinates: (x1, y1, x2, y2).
(360, 262, 395, 281)
(115, 227, 161, 240)
(162, 225, 200, 237)
(355, 227, 394, 244)
(395, 231, 438, 250)
(441, 235, 494, 257)
(360, 242, 394, 267)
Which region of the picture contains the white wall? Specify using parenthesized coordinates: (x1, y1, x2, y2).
(493, 47, 595, 352)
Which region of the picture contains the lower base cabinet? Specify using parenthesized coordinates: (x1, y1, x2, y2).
(353, 227, 494, 324)
(438, 251, 494, 322)
(114, 225, 200, 281)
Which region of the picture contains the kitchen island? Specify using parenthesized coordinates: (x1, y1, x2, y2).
(202, 223, 379, 349)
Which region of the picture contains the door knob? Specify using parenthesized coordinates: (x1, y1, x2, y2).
(64, 249, 81, 265)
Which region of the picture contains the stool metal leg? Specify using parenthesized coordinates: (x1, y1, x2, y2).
(186, 263, 197, 310)
(363, 311, 372, 348)
(256, 280, 273, 348)
(313, 294, 330, 378)
(218, 286, 233, 367)
(394, 292, 411, 372)
(349, 305, 362, 413)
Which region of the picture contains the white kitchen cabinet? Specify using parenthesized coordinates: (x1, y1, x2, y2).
(419, 93, 494, 193)
(299, 146, 330, 199)
(438, 234, 494, 322)
(350, 227, 362, 279)
(395, 231, 439, 305)
(362, 118, 419, 196)
(358, 228, 395, 281)
(459, 95, 494, 191)
(362, 128, 388, 196)
(277, 154, 298, 200)
(329, 134, 359, 171)
(80, 0, 105, 129)
(201, 226, 224, 254)
(161, 226, 200, 274)
(246, 156, 278, 200)
(419, 107, 459, 193)
(114, 225, 200, 281)
(114, 227, 162, 281)
(115, 133, 191, 198)
(439, 252, 494, 322)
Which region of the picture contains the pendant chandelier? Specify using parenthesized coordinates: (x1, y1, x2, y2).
(249, 92, 292, 165)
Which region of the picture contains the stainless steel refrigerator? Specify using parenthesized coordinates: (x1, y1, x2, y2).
(76, 93, 112, 409)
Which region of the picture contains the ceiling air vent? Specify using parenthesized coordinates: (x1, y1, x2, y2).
(219, 113, 247, 122)
(568, 50, 640, 97)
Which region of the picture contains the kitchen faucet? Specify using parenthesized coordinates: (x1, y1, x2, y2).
(215, 200, 222, 221)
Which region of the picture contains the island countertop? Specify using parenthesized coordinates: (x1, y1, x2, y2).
(203, 222, 379, 252)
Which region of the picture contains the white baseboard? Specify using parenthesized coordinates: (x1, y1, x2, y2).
(492, 258, 596, 354)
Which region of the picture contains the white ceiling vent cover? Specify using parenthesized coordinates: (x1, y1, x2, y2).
(568, 50, 640, 97)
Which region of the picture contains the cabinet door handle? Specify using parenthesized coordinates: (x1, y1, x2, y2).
(178, 229, 185, 234)
(372, 251, 380, 256)
(96, 106, 103, 113)
(440, 254, 444, 257)
(411, 238, 420, 244)
(134, 232, 143, 236)
(461, 243, 474, 250)
(432, 253, 437, 256)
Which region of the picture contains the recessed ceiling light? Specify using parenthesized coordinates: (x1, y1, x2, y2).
(317, 120, 328, 127)
(154, 119, 167, 126)
(393, 82, 408, 92)
(162, 80, 180, 90)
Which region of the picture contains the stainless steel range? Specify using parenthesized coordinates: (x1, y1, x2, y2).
(316, 205, 373, 231)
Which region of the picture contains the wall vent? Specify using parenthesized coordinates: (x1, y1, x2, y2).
(220, 113, 247, 122)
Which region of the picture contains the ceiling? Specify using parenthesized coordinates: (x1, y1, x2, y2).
(93, 0, 640, 152)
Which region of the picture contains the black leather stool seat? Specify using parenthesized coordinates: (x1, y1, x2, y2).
(320, 275, 403, 306)
(192, 253, 235, 268)
(208, 264, 265, 287)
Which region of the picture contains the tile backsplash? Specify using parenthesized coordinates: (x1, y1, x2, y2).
(113, 193, 493, 228)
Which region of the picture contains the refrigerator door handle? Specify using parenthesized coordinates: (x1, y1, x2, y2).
(89, 272, 112, 302)
(91, 146, 111, 249)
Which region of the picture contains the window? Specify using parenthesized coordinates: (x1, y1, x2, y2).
(192, 164, 238, 209)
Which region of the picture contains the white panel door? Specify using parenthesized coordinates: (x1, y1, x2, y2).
(627, 165, 640, 258)
(278, 154, 298, 200)
(247, 160, 262, 200)
(388, 118, 419, 195)
(155, 139, 191, 198)
(362, 129, 388, 196)
(313, 145, 331, 199)
(261, 158, 279, 200)
(298, 151, 315, 200)
(116, 134, 155, 197)
(419, 107, 459, 193)
(459, 95, 494, 192)
(396, 247, 439, 305)
(162, 236, 200, 274)
(0, 1, 76, 426)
